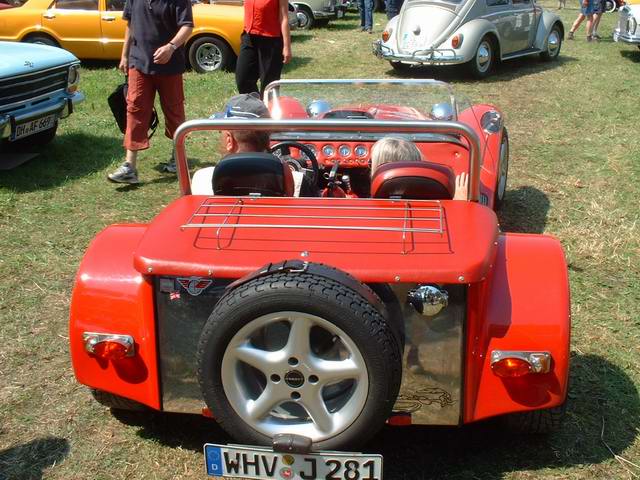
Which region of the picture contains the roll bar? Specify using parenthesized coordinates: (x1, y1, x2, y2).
(173, 118, 481, 201)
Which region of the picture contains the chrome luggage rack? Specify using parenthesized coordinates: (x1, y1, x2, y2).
(181, 197, 446, 254)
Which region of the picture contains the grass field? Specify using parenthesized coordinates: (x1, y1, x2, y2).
(1, 3, 639, 479)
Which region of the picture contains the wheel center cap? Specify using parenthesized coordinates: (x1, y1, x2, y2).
(284, 370, 305, 388)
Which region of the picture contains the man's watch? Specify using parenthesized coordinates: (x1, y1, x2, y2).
(168, 42, 178, 51)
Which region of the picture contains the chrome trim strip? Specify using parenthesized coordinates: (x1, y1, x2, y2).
(0, 62, 78, 82)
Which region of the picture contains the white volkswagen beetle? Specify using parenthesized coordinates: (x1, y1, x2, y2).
(373, 0, 564, 78)
(613, 0, 640, 49)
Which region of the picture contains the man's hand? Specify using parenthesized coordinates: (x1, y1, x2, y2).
(153, 44, 174, 64)
(453, 172, 469, 201)
(119, 55, 129, 73)
(283, 45, 292, 64)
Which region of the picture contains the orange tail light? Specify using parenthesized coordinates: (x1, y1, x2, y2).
(83, 332, 135, 360)
(490, 350, 552, 378)
(491, 357, 532, 377)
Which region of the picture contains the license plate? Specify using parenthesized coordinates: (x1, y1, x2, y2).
(204, 443, 383, 479)
(11, 114, 56, 141)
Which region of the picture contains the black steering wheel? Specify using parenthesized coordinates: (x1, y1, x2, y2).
(269, 141, 320, 187)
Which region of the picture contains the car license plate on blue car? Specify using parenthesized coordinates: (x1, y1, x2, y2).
(204, 443, 383, 479)
(11, 114, 56, 141)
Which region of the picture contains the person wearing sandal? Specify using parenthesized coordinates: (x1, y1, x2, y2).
(567, 0, 595, 42)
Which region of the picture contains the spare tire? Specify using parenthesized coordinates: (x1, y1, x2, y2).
(197, 269, 402, 450)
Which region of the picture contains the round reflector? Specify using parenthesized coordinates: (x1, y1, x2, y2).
(451, 34, 463, 49)
(491, 357, 532, 377)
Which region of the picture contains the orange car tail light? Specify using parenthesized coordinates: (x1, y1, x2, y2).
(382, 29, 392, 42)
(83, 332, 135, 360)
(490, 350, 551, 378)
(451, 34, 463, 49)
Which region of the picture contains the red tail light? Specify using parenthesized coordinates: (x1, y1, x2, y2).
(491, 357, 532, 377)
(382, 29, 391, 42)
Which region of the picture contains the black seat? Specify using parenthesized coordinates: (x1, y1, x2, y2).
(212, 152, 295, 197)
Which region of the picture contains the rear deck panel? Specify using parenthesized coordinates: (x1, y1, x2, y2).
(133, 196, 499, 284)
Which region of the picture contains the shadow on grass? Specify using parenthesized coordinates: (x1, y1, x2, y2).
(283, 56, 313, 72)
(620, 49, 640, 63)
(0, 437, 70, 480)
(117, 354, 639, 479)
(498, 186, 550, 234)
(387, 54, 577, 84)
(0, 133, 121, 192)
(291, 32, 314, 43)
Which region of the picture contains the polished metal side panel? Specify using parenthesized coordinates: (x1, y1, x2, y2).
(391, 283, 465, 425)
(156, 277, 232, 413)
(157, 277, 466, 423)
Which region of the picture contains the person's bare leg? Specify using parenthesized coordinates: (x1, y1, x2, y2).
(125, 149, 138, 169)
(592, 12, 602, 36)
(570, 13, 585, 34)
(586, 14, 594, 38)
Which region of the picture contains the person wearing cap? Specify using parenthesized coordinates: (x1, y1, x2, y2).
(191, 93, 310, 197)
(235, 0, 292, 96)
(107, 0, 194, 184)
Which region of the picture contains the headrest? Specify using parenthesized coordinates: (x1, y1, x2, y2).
(371, 161, 455, 200)
(212, 152, 294, 197)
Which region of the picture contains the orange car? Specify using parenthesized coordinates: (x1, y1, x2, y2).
(0, 0, 243, 72)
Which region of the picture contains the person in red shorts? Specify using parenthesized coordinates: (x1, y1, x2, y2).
(235, 0, 292, 96)
(108, 0, 194, 184)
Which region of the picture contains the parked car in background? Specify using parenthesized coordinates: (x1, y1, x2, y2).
(613, 0, 640, 48)
(294, 0, 338, 29)
(604, 0, 625, 12)
(0, 0, 242, 73)
(0, 41, 83, 155)
(373, 0, 564, 78)
(288, 1, 300, 28)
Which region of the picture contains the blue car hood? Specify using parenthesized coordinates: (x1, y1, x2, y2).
(0, 41, 79, 78)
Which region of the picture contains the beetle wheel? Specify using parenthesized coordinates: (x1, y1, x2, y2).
(467, 36, 495, 79)
(540, 25, 562, 61)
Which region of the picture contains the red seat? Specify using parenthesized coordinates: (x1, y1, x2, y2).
(370, 161, 455, 200)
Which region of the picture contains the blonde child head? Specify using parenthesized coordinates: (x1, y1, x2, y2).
(370, 136, 422, 176)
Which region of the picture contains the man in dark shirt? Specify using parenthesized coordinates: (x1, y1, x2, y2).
(108, 0, 194, 184)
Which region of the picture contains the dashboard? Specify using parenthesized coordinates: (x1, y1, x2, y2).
(297, 141, 371, 167)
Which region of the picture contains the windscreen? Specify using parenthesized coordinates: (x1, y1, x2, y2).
(264, 80, 458, 123)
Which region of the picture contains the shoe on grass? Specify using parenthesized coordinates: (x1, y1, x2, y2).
(162, 158, 177, 173)
(592, 33, 602, 40)
(567, 31, 574, 40)
(108, 162, 139, 184)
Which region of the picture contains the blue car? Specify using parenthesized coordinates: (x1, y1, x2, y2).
(0, 41, 83, 151)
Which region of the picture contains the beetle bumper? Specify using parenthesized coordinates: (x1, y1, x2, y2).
(373, 41, 465, 65)
(613, 29, 640, 44)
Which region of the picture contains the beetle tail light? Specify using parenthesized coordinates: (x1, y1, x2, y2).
(451, 34, 463, 49)
(83, 332, 135, 360)
(491, 351, 551, 378)
(382, 28, 392, 42)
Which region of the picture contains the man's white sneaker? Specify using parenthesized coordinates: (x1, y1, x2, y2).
(108, 163, 140, 184)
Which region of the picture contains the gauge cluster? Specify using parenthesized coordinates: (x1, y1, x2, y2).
(302, 142, 371, 167)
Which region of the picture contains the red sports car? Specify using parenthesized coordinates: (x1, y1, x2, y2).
(70, 79, 570, 479)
